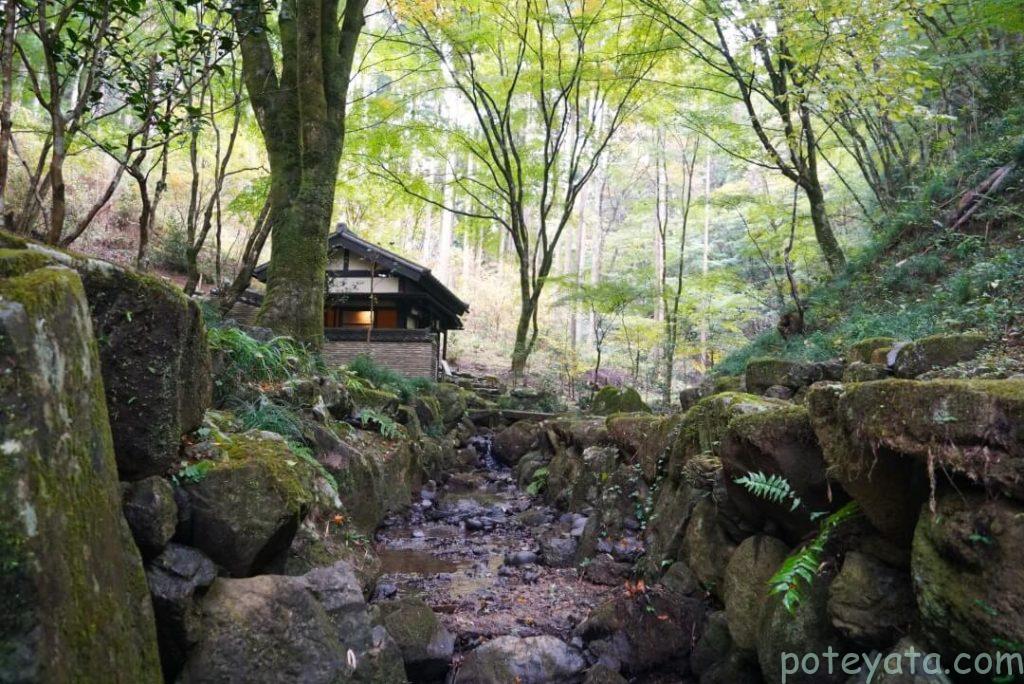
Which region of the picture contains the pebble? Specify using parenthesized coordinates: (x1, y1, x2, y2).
(504, 550, 539, 566)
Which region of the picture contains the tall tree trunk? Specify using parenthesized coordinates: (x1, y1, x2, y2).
(0, 0, 15, 221)
(437, 162, 454, 286)
(700, 151, 711, 369)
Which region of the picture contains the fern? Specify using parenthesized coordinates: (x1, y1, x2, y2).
(358, 408, 403, 439)
(768, 501, 862, 614)
(526, 466, 549, 496)
(734, 471, 804, 512)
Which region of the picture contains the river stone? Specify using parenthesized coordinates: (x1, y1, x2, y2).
(757, 575, 849, 684)
(827, 551, 915, 648)
(0, 255, 162, 682)
(912, 491, 1024, 660)
(893, 332, 988, 378)
(723, 535, 791, 651)
(721, 404, 836, 543)
(122, 475, 178, 559)
(493, 420, 543, 466)
(180, 561, 404, 683)
(454, 635, 586, 684)
(590, 386, 651, 415)
(541, 534, 578, 568)
(576, 586, 706, 675)
(181, 431, 316, 577)
(378, 597, 455, 682)
(146, 543, 217, 680)
(680, 497, 737, 598)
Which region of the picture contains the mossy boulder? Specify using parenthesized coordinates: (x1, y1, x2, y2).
(757, 574, 849, 684)
(827, 550, 915, 649)
(744, 357, 841, 395)
(893, 332, 988, 378)
(842, 361, 890, 382)
(807, 379, 1024, 544)
(912, 491, 1024, 660)
(348, 384, 401, 415)
(493, 420, 544, 466)
(180, 431, 317, 577)
(680, 497, 737, 597)
(284, 521, 382, 598)
(377, 597, 455, 682)
(666, 392, 786, 481)
(590, 386, 651, 415)
(318, 429, 420, 533)
(633, 413, 684, 484)
(723, 535, 790, 651)
(180, 561, 405, 683)
(34, 238, 212, 480)
(412, 395, 443, 432)
(846, 337, 897, 364)
(433, 382, 470, 427)
(0, 258, 161, 681)
(641, 479, 699, 575)
(720, 404, 838, 542)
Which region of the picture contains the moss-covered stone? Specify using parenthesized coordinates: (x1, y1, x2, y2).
(590, 386, 651, 415)
(0, 261, 161, 681)
(284, 522, 382, 598)
(893, 332, 988, 378)
(721, 404, 837, 542)
(827, 550, 915, 649)
(641, 479, 698, 577)
(182, 431, 317, 577)
(433, 382, 469, 427)
(846, 337, 897, 364)
(680, 497, 737, 598)
(453, 635, 586, 683)
(348, 384, 400, 415)
(378, 597, 455, 681)
(493, 420, 544, 466)
(807, 379, 1024, 543)
(745, 357, 837, 395)
(318, 428, 420, 533)
(0, 231, 213, 480)
(606, 412, 662, 459)
(723, 535, 790, 651)
(912, 491, 1024, 660)
(842, 361, 890, 382)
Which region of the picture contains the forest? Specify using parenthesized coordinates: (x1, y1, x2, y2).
(1, 0, 1018, 402)
(3, 0, 1024, 682)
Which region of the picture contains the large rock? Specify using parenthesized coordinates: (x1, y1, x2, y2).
(846, 337, 897, 364)
(680, 497, 737, 597)
(605, 412, 662, 460)
(318, 428, 420, 533)
(577, 586, 705, 676)
(721, 404, 837, 542)
(0, 230, 212, 480)
(493, 421, 544, 466)
(454, 635, 586, 684)
(378, 597, 454, 682)
(842, 361, 890, 383)
(433, 382, 469, 428)
(691, 611, 762, 684)
(893, 332, 987, 378)
(180, 561, 404, 683)
(0, 254, 162, 681)
(845, 637, 953, 683)
(744, 357, 841, 395)
(590, 386, 651, 415)
(827, 551, 915, 648)
(757, 575, 849, 684)
(122, 475, 178, 559)
(912, 491, 1024, 660)
(146, 543, 217, 680)
(807, 379, 1024, 544)
(723, 536, 791, 651)
(642, 479, 698, 573)
(181, 431, 316, 576)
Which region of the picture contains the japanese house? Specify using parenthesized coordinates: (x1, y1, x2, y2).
(231, 224, 468, 378)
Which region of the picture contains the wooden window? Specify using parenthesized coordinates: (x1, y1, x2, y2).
(374, 308, 399, 329)
(332, 308, 399, 329)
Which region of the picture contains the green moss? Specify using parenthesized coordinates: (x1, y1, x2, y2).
(0, 262, 161, 680)
(591, 386, 651, 416)
(846, 337, 897, 363)
(894, 332, 989, 377)
(0, 249, 53, 279)
(215, 433, 316, 514)
(348, 384, 400, 412)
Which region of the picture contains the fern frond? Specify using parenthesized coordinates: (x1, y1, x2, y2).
(734, 471, 802, 511)
(767, 501, 861, 614)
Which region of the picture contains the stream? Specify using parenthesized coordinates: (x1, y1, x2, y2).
(371, 435, 617, 656)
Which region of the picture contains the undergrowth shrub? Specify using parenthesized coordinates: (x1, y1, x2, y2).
(346, 354, 434, 401)
(208, 325, 324, 402)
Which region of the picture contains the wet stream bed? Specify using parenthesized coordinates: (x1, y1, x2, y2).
(371, 462, 617, 652)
